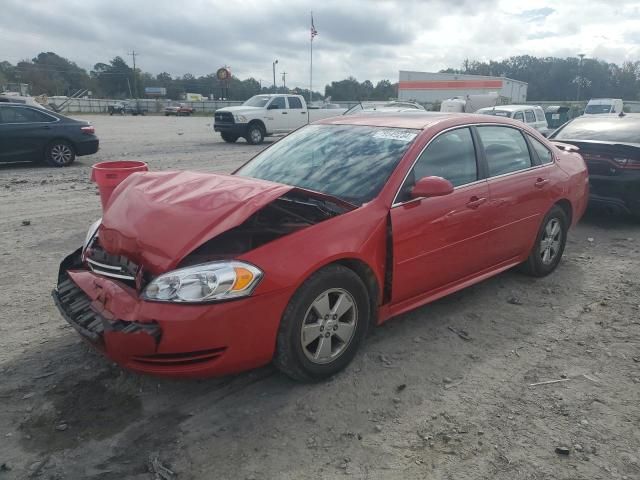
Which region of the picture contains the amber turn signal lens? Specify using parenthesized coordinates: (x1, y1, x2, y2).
(232, 267, 255, 291)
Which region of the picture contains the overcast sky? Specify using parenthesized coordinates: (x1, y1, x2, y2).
(2, 0, 640, 89)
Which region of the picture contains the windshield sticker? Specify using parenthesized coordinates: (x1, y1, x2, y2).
(372, 130, 417, 142)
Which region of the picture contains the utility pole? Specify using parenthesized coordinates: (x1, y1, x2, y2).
(281, 72, 287, 90)
(128, 50, 138, 98)
(272, 59, 278, 91)
(576, 53, 585, 102)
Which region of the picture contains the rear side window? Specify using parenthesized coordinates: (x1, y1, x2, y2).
(528, 135, 553, 164)
(477, 126, 532, 176)
(513, 111, 524, 122)
(406, 128, 478, 190)
(288, 97, 303, 109)
(525, 110, 536, 123)
(0, 106, 55, 123)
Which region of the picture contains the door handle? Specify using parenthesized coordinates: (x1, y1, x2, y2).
(40, 125, 52, 129)
(301, 111, 307, 114)
(534, 178, 550, 188)
(466, 196, 487, 209)
(282, 112, 288, 114)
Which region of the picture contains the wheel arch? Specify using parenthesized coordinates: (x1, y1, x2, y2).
(43, 137, 77, 157)
(554, 198, 573, 226)
(247, 119, 266, 134)
(327, 258, 380, 328)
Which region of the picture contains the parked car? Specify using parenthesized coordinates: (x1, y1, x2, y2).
(53, 113, 588, 380)
(0, 103, 99, 166)
(213, 94, 346, 144)
(476, 105, 550, 135)
(343, 101, 425, 115)
(584, 98, 624, 115)
(164, 103, 194, 116)
(108, 102, 126, 115)
(545, 105, 571, 129)
(124, 101, 148, 116)
(549, 113, 640, 218)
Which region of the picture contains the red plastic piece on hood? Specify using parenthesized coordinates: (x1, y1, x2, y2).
(99, 171, 293, 274)
(91, 161, 149, 209)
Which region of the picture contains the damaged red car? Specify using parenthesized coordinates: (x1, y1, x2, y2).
(53, 113, 589, 381)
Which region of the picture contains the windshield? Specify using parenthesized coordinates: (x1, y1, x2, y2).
(236, 124, 418, 205)
(551, 116, 640, 144)
(243, 95, 271, 107)
(479, 109, 511, 117)
(584, 104, 613, 114)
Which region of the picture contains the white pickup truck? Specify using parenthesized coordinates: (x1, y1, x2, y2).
(213, 94, 346, 144)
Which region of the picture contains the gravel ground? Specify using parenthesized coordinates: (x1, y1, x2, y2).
(0, 115, 639, 480)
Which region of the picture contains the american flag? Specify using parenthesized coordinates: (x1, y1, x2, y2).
(311, 13, 318, 40)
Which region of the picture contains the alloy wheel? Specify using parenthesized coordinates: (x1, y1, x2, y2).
(50, 144, 73, 165)
(540, 218, 562, 265)
(300, 288, 358, 364)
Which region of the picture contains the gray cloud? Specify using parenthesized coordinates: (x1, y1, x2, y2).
(1, 0, 639, 90)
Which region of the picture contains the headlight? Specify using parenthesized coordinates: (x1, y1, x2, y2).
(234, 114, 247, 123)
(82, 218, 101, 252)
(142, 261, 263, 303)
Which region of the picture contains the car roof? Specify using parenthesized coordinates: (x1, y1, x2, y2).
(317, 111, 522, 130)
(477, 105, 541, 113)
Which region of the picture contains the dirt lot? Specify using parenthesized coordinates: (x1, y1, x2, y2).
(0, 115, 639, 480)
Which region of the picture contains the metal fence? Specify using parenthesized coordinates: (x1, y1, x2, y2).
(49, 98, 245, 114)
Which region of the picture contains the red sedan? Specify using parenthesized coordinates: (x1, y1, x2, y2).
(53, 113, 589, 381)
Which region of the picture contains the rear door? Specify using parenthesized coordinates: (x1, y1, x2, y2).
(0, 106, 58, 162)
(287, 96, 307, 129)
(475, 125, 555, 264)
(390, 127, 491, 304)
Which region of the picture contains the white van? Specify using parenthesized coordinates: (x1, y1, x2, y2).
(584, 98, 624, 115)
(476, 105, 549, 135)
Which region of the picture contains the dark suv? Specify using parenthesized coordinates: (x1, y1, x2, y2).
(550, 113, 640, 219)
(0, 104, 99, 166)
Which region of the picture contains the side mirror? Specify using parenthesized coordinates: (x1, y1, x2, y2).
(267, 103, 279, 110)
(410, 176, 454, 199)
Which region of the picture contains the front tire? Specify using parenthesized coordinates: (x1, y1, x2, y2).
(220, 132, 238, 143)
(245, 123, 265, 145)
(521, 206, 568, 277)
(274, 265, 370, 382)
(45, 140, 76, 167)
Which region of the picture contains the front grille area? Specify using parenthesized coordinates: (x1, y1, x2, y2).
(53, 268, 161, 344)
(214, 111, 234, 124)
(85, 238, 139, 285)
(131, 347, 227, 367)
(54, 276, 106, 342)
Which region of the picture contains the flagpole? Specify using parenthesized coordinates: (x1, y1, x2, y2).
(309, 11, 313, 107)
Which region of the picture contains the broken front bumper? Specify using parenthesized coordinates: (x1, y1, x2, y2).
(52, 249, 292, 378)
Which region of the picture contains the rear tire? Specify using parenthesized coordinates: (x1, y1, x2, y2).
(45, 140, 76, 167)
(274, 265, 370, 382)
(220, 133, 238, 143)
(521, 205, 568, 277)
(245, 123, 265, 145)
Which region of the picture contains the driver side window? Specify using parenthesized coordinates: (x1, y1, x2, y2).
(397, 127, 478, 202)
(269, 97, 286, 109)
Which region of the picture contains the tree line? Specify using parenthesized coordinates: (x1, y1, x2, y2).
(1, 51, 639, 102)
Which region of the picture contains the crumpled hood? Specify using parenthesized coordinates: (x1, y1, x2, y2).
(99, 171, 293, 274)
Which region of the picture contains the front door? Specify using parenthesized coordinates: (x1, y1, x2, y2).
(390, 127, 492, 304)
(266, 96, 289, 132)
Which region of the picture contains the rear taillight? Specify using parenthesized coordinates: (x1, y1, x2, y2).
(81, 125, 95, 135)
(613, 158, 640, 169)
